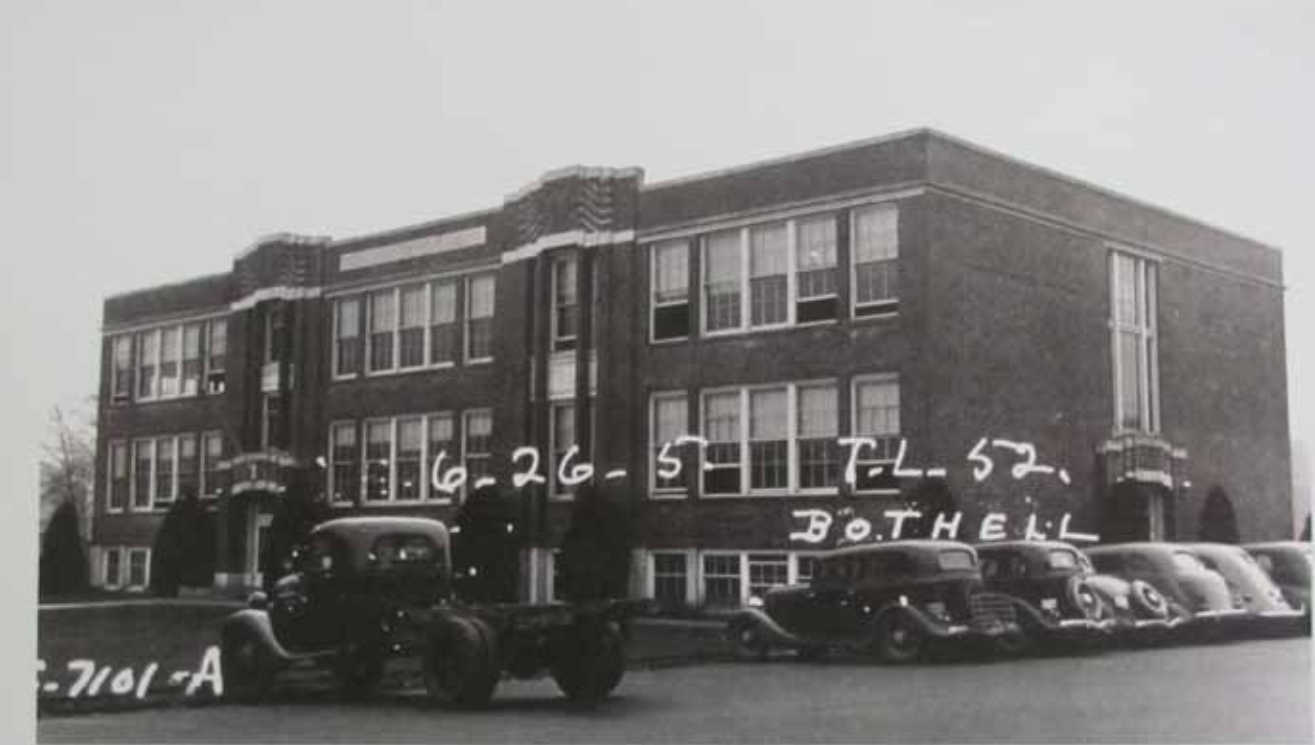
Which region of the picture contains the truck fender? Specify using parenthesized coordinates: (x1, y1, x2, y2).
(220, 609, 304, 663)
(726, 607, 807, 647)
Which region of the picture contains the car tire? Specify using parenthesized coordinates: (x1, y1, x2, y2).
(423, 616, 500, 708)
(334, 642, 385, 700)
(220, 627, 276, 704)
(550, 621, 626, 706)
(729, 621, 770, 661)
(1130, 580, 1169, 618)
(873, 611, 925, 664)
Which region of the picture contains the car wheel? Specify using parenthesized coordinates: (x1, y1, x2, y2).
(550, 622, 626, 707)
(423, 617, 500, 708)
(730, 622, 769, 661)
(334, 642, 384, 700)
(1130, 580, 1169, 619)
(220, 627, 276, 704)
(874, 612, 925, 664)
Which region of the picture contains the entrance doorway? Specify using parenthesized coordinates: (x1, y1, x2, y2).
(1103, 481, 1174, 542)
(246, 504, 274, 588)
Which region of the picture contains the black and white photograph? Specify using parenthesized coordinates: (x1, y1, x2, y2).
(5, 1, 1313, 743)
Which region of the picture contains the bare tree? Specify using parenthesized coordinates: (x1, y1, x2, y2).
(39, 398, 97, 542)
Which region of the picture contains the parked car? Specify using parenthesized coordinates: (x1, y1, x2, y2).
(974, 540, 1115, 653)
(219, 516, 636, 707)
(1188, 542, 1305, 635)
(1083, 543, 1246, 635)
(1073, 551, 1180, 641)
(1243, 541, 1311, 616)
(726, 540, 1021, 664)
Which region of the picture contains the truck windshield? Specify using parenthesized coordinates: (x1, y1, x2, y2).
(370, 534, 442, 570)
(938, 550, 974, 571)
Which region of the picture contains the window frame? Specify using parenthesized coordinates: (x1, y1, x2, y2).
(548, 400, 576, 500)
(106, 440, 128, 513)
(850, 202, 901, 319)
(649, 391, 689, 498)
(850, 372, 902, 495)
(332, 296, 363, 380)
(465, 273, 496, 364)
(110, 335, 133, 402)
(103, 547, 123, 589)
(649, 551, 691, 606)
(126, 547, 151, 591)
(649, 239, 691, 343)
(551, 254, 579, 352)
(462, 408, 494, 494)
(1109, 249, 1161, 434)
(328, 419, 360, 505)
(200, 430, 223, 499)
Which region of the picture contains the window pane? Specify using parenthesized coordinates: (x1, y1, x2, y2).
(467, 276, 495, 360)
(331, 423, 358, 503)
(552, 403, 575, 493)
(112, 336, 132, 398)
(208, 319, 227, 375)
(133, 440, 153, 508)
(653, 395, 687, 489)
(468, 275, 495, 318)
(750, 224, 788, 325)
(704, 231, 742, 331)
(431, 281, 457, 323)
(748, 554, 789, 598)
(704, 392, 740, 443)
(653, 241, 689, 303)
(703, 555, 742, 607)
(1119, 330, 1142, 430)
(464, 410, 493, 484)
(400, 285, 426, 367)
(336, 298, 362, 375)
(397, 418, 423, 500)
(365, 421, 392, 501)
(159, 327, 180, 396)
(653, 553, 688, 606)
(749, 389, 787, 489)
(853, 204, 898, 262)
(855, 260, 898, 306)
(137, 331, 158, 398)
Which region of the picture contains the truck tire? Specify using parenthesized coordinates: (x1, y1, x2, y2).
(423, 616, 500, 708)
(220, 627, 276, 703)
(550, 621, 625, 706)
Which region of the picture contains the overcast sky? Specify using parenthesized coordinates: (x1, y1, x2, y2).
(3, 1, 1312, 544)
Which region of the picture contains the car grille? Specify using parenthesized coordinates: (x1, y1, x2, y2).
(969, 593, 1017, 631)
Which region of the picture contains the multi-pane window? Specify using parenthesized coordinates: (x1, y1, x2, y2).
(550, 402, 575, 496)
(127, 548, 149, 588)
(797, 555, 820, 584)
(466, 274, 496, 362)
(330, 422, 359, 504)
(182, 324, 202, 395)
(795, 216, 838, 322)
(104, 548, 122, 588)
(703, 554, 742, 607)
(399, 284, 427, 368)
(854, 375, 901, 492)
(132, 439, 153, 510)
(159, 327, 180, 396)
(1111, 251, 1159, 432)
(207, 318, 227, 393)
(368, 290, 396, 372)
(334, 297, 362, 376)
(748, 388, 789, 489)
(703, 230, 743, 332)
(652, 552, 688, 606)
(797, 384, 840, 489)
(111, 336, 132, 401)
(749, 223, 789, 326)
(464, 410, 493, 485)
(430, 280, 458, 365)
(136, 330, 158, 399)
(652, 393, 688, 492)
(553, 256, 579, 351)
(651, 240, 690, 340)
(397, 417, 423, 500)
(177, 436, 198, 500)
(703, 391, 742, 495)
(748, 553, 789, 599)
(108, 441, 128, 511)
(428, 413, 456, 499)
(364, 420, 392, 502)
(154, 436, 176, 505)
(852, 203, 899, 316)
(202, 431, 223, 498)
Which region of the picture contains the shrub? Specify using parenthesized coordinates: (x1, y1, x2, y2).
(39, 500, 88, 598)
(150, 494, 215, 596)
(1198, 486, 1240, 544)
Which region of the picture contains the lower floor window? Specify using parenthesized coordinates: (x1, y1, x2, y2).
(652, 552, 688, 607)
(104, 548, 122, 588)
(128, 548, 149, 588)
(702, 554, 742, 607)
(747, 553, 789, 599)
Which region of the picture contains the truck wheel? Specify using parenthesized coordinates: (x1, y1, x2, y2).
(423, 617, 500, 708)
(334, 643, 384, 699)
(221, 627, 276, 703)
(874, 612, 925, 664)
(550, 622, 625, 706)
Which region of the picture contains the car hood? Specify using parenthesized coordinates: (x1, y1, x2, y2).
(1176, 570, 1234, 612)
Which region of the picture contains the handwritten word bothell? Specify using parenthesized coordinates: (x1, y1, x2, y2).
(788, 508, 1099, 546)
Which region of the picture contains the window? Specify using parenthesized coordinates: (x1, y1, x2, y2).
(207, 318, 227, 393)
(399, 284, 427, 368)
(264, 304, 286, 363)
(748, 553, 789, 599)
(103, 548, 122, 589)
(464, 410, 493, 485)
(797, 384, 840, 489)
(334, 297, 362, 376)
(466, 274, 495, 362)
(796, 216, 839, 322)
(364, 420, 392, 502)
(127, 548, 149, 589)
(702, 391, 742, 495)
(132, 439, 153, 510)
(652, 552, 688, 607)
(111, 336, 132, 401)
(652, 393, 688, 493)
(177, 436, 198, 500)
(550, 402, 575, 497)
(427, 413, 456, 501)
(703, 554, 742, 607)
(430, 280, 458, 365)
(136, 330, 158, 399)
(748, 388, 788, 489)
(703, 230, 743, 332)
(651, 240, 690, 340)
(261, 394, 282, 450)
(853, 375, 900, 492)
(153, 437, 175, 505)
(159, 327, 180, 397)
(397, 417, 423, 500)
(108, 442, 128, 511)
(1111, 251, 1159, 432)
(368, 290, 396, 372)
(330, 422, 359, 504)
(852, 203, 899, 316)
(796, 555, 820, 584)
(552, 256, 579, 351)
(749, 223, 789, 326)
(182, 324, 202, 395)
(202, 431, 223, 498)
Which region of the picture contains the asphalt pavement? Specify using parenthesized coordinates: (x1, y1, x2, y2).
(39, 636, 1312, 743)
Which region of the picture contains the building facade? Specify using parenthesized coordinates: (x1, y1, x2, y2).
(92, 129, 1291, 608)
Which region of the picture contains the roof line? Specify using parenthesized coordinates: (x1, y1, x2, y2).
(104, 270, 231, 302)
(329, 205, 500, 249)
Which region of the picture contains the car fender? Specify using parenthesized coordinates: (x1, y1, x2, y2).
(220, 609, 313, 663)
(866, 604, 949, 639)
(725, 607, 808, 647)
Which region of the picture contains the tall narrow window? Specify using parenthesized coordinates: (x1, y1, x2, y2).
(108, 442, 128, 511)
(399, 284, 427, 368)
(1111, 252, 1159, 432)
(128, 549, 149, 588)
(202, 432, 223, 498)
(111, 336, 132, 401)
(652, 553, 689, 606)
(466, 275, 495, 362)
(182, 324, 202, 395)
(397, 417, 423, 500)
(335, 298, 362, 376)
(429, 280, 458, 365)
(177, 436, 198, 500)
(703, 391, 742, 495)
(330, 423, 359, 504)
(159, 327, 181, 396)
(104, 548, 122, 588)
(550, 402, 575, 496)
(854, 376, 900, 492)
(136, 330, 158, 400)
(154, 436, 175, 505)
(652, 393, 688, 492)
(207, 318, 227, 393)
(704, 230, 742, 332)
(265, 304, 286, 363)
(364, 420, 392, 501)
(749, 223, 788, 326)
(749, 388, 788, 489)
(552, 256, 579, 351)
(796, 216, 838, 322)
(427, 413, 455, 499)
(368, 290, 396, 372)
(261, 394, 282, 449)
(852, 204, 899, 316)
(703, 554, 742, 607)
(651, 241, 690, 340)
(464, 410, 493, 484)
(132, 439, 153, 509)
(798, 384, 840, 489)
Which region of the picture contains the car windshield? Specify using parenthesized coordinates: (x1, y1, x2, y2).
(1048, 549, 1079, 570)
(1171, 551, 1205, 572)
(369, 533, 441, 570)
(938, 550, 974, 571)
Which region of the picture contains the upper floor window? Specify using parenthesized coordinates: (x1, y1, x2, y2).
(334, 297, 362, 377)
(651, 392, 688, 494)
(852, 374, 900, 492)
(207, 318, 227, 393)
(201, 431, 223, 499)
(122, 317, 223, 403)
(651, 240, 690, 341)
(430, 280, 458, 365)
(1111, 251, 1159, 432)
(159, 327, 181, 397)
(111, 336, 132, 402)
(132, 439, 153, 510)
(550, 402, 575, 497)
(329, 422, 359, 504)
(136, 331, 158, 400)
(852, 203, 899, 316)
(466, 274, 496, 362)
(368, 290, 397, 372)
(796, 216, 838, 322)
(552, 256, 579, 351)
(749, 223, 789, 326)
(703, 230, 743, 332)
(463, 409, 493, 485)
(399, 285, 427, 368)
(182, 324, 202, 395)
(107, 441, 128, 512)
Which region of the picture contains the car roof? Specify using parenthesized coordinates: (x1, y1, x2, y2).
(822, 539, 975, 559)
(312, 516, 450, 543)
(1243, 541, 1310, 552)
(976, 540, 1080, 554)
(1182, 542, 1248, 558)
(1085, 542, 1191, 556)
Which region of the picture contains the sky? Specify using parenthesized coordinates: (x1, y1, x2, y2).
(2, 1, 1312, 708)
